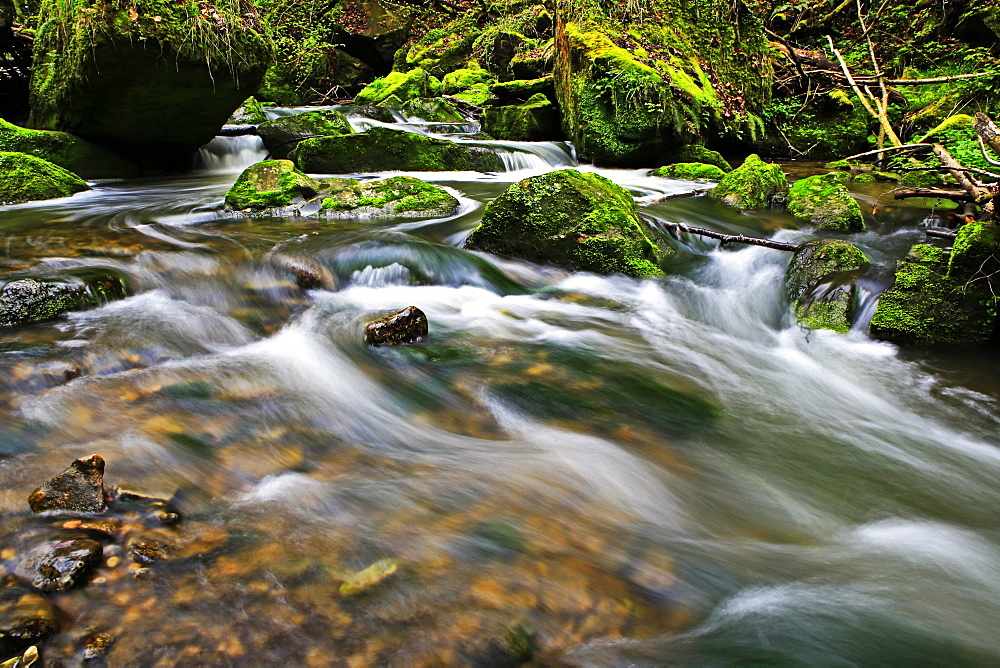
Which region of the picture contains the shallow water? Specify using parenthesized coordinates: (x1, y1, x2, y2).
(0, 112, 997, 666)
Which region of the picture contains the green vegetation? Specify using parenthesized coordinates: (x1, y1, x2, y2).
(711, 154, 786, 209)
(0, 150, 89, 204)
(786, 172, 865, 232)
(355, 69, 441, 106)
(651, 162, 726, 181)
(0, 118, 135, 178)
(320, 175, 459, 217)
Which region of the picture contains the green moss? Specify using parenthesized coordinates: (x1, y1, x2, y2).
(228, 97, 268, 125)
(401, 97, 466, 123)
(0, 118, 135, 178)
(785, 239, 868, 333)
(0, 151, 89, 204)
(290, 126, 503, 173)
(899, 166, 944, 188)
(464, 168, 670, 276)
(442, 67, 493, 93)
(916, 114, 974, 143)
(452, 83, 492, 106)
(481, 93, 559, 141)
(355, 69, 435, 106)
(949, 220, 1000, 278)
(257, 109, 354, 160)
(852, 174, 876, 183)
(786, 172, 866, 232)
(319, 175, 459, 217)
(651, 162, 726, 181)
(224, 160, 319, 211)
(664, 145, 731, 172)
(711, 154, 786, 210)
(490, 75, 553, 99)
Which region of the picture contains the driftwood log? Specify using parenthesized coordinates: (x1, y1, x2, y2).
(654, 220, 800, 252)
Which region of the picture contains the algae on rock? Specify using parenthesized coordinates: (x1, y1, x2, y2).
(711, 154, 786, 209)
(785, 239, 869, 333)
(355, 69, 441, 106)
(464, 168, 670, 276)
(0, 151, 89, 204)
(320, 176, 459, 218)
(786, 172, 866, 232)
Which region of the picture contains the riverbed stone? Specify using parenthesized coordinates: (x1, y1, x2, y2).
(785, 239, 868, 333)
(0, 591, 60, 660)
(365, 306, 429, 346)
(0, 271, 129, 329)
(464, 168, 669, 276)
(257, 109, 354, 160)
(651, 162, 727, 181)
(481, 93, 560, 141)
(787, 172, 865, 232)
(710, 154, 787, 210)
(0, 152, 89, 205)
(290, 126, 503, 173)
(339, 558, 400, 596)
(224, 160, 321, 211)
(320, 176, 460, 218)
(125, 524, 227, 564)
(16, 538, 103, 592)
(28, 455, 106, 514)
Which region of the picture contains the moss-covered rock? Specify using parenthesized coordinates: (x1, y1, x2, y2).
(0, 151, 89, 204)
(355, 68, 440, 106)
(0, 270, 129, 328)
(400, 97, 466, 123)
(785, 239, 869, 333)
(663, 144, 732, 172)
(290, 126, 503, 173)
(870, 243, 998, 344)
(0, 118, 136, 179)
(786, 172, 866, 232)
(651, 162, 726, 181)
(554, 2, 772, 166)
(710, 154, 786, 209)
(257, 110, 354, 160)
(28, 0, 273, 170)
(442, 67, 495, 96)
(320, 176, 459, 218)
(224, 160, 321, 211)
(227, 98, 268, 125)
(481, 93, 560, 141)
(949, 220, 1000, 277)
(464, 168, 669, 276)
(490, 75, 554, 102)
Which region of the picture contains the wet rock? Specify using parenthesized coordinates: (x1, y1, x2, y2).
(272, 256, 332, 291)
(0, 271, 130, 329)
(125, 524, 227, 565)
(16, 538, 102, 592)
(464, 168, 670, 276)
(785, 239, 869, 333)
(469, 624, 537, 667)
(0, 152, 89, 205)
(0, 592, 60, 660)
(339, 558, 400, 597)
(340, 105, 395, 124)
(227, 98, 268, 125)
(28, 455, 106, 514)
(710, 154, 787, 210)
(787, 172, 865, 232)
(224, 160, 321, 211)
(481, 93, 560, 142)
(364, 307, 429, 346)
(257, 109, 354, 160)
(318, 176, 460, 219)
(82, 631, 113, 661)
(400, 97, 466, 124)
(112, 490, 182, 526)
(0, 119, 137, 179)
(0, 645, 37, 668)
(290, 126, 503, 173)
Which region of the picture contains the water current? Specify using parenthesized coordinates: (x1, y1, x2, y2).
(0, 108, 998, 666)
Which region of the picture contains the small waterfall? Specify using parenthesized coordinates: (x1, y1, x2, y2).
(486, 141, 577, 171)
(195, 135, 267, 173)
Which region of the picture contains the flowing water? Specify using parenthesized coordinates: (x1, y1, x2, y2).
(0, 110, 998, 667)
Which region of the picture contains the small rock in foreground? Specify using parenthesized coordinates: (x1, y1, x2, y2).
(27, 455, 106, 514)
(0, 645, 38, 668)
(16, 538, 103, 592)
(364, 307, 429, 346)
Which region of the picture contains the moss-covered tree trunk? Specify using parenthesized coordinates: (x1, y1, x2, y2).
(28, 0, 273, 169)
(553, 0, 772, 165)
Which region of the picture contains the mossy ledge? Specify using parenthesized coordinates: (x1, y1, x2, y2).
(464, 168, 670, 276)
(0, 118, 136, 179)
(0, 151, 90, 204)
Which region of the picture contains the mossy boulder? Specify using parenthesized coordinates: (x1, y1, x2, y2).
(257, 110, 354, 160)
(290, 126, 503, 173)
(490, 75, 554, 102)
(785, 240, 869, 333)
(481, 93, 560, 141)
(442, 67, 496, 106)
(464, 168, 670, 276)
(787, 172, 866, 232)
(29, 0, 273, 170)
(651, 162, 726, 181)
(0, 271, 129, 328)
(0, 119, 136, 179)
(663, 144, 731, 172)
(949, 220, 1000, 277)
(354, 68, 440, 106)
(870, 243, 998, 344)
(0, 151, 89, 204)
(320, 176, 460, 218)
(400, 97, 466, 123)
(224, 160, 321, 211)
(711, 154, 787, 209)
(227, 98, 268, 125)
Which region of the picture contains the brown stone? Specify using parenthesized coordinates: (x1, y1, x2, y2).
(364, 306, 428, 346)
(27, 455, 106, 513)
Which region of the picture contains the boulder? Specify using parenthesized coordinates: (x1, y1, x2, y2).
(338, 105, 395, 123)
(0, 271, 130, 328)
(28, 0, 273, 170)
(354, 68, 440, 106)
(339, 558, 400, 596)
(0, 119, 136, 179)
(364, 307, 428, 346)
(400, 97, 466, 123)
(662, 145, 732, 172)
(481, 93, 560, 141)
(224, 160, 322, 211)
(0, 152, 89, 204)
(227, 98, 268, 125)
(0, 591, 60, 660)
(489, 75, 555, 102)
(651, 162, 727, 181)
(785, 240, 869, 333)
(464, 169, 669, 276)
(16, 538, 103, 592)
(442, 68, 495, 105)
(290, 126, 503, 173)
(711, 154, 787, 210)
(787, 172, 865, 232)
(28, 454, 106, 513)
(257, 109, 354, 160)
(320, 176, 460, 218)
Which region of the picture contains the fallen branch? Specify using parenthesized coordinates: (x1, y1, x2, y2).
(894, 188, 975, 202)
(647, 189, 711, 203)
(657, 221, 800, 252)
(841, 143, 932, 162)
(925, 228, 958, 240)
(218, 125, 259, 136)
(826, 35, 903, 148)
(806, 69, 992, 85)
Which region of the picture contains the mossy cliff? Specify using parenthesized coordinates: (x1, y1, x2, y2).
(0, 150, 89, 204)
(785, 239, 868, 333)
(786, 172, 865, 232)
(464, 168, 670, 276)
(29, 0, 273, 169)
(553, 0, 772, 166)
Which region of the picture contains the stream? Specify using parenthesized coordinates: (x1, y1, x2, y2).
(0, 108, 999, 666)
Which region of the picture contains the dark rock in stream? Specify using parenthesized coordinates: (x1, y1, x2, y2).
(364, 307, 429, 346)
(0, 271, 130, 329)
(15, 538, 102, 592)
(0, 589, 60, 660)
(28, 455, 107, 514)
